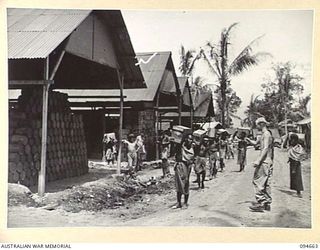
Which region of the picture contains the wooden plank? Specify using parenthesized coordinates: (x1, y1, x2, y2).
(155, 91, 160, 160)
(178, 95, 182, 125)
(9, 80, 54, 86)
(157, 106, 179, 110)
(68, 95, 127, 98)
(49, 50, 65, 80)
(117, 71, 124, 175)
(68, 101, 133, 108)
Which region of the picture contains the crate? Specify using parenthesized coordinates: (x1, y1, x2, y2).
(193, 129, 207, 145)
(237, 127, 252, 137)
(171, 125, 192, 144)
(106, 132, 116, 141)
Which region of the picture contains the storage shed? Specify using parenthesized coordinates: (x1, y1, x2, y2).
(59, 51, 181, 160)
(8, 8, 145, 194)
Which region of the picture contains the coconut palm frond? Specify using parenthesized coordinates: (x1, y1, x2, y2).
(206, 41, 215, 49)
(179, 45, 197, 76)
(186, 51, 201, 76)
(228, 34, 270, 75)
(214, 56, 222, 77)
(193, 76, 204, 87)
(200, 49, 221, 78)
(228, 53, 260, 76)
(180, 45, 185, 57)
(228, 52, 271, 76)
(224, 22, 239, 37)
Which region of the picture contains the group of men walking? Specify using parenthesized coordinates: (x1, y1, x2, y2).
(161, 117, 304, 212)
(103, 116, 306, 213)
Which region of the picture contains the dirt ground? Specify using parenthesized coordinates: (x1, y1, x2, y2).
(7, 147, 311, 228)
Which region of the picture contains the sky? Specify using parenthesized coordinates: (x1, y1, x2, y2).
(121, 10, 314, 122)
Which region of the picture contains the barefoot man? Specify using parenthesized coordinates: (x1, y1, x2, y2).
(246, 117, 274, 212)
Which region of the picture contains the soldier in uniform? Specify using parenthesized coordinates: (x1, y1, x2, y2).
(246, 117, 274, 212)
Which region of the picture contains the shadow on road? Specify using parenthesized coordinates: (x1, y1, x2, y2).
(237, 200, 255, 204)
(277, 188, 296, 197)
(189, 187, 209, 191)
(29, 168, 113, 193)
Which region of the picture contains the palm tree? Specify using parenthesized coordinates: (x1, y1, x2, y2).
(200, 23, 271, 127)
(179, 45, 202, 128)
(190, 76, 211, 108)
(244, 94, 263, 127)
(179, 45, 200, 77)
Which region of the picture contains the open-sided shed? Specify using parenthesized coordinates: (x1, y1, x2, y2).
(58, 51, 181, 160)
(8, 8, 145, 194)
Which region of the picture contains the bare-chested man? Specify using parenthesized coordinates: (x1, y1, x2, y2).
(122, 134, 138, 172)
(246, 117, 274, 212)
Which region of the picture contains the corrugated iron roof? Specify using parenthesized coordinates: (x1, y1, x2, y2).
(125, 51, 176, 101)
(8, 9, 145, 89)
(59, 52, 172, 102)
(193, 96, 213, 117)
(177, 76, 188, 93)
(8, 8, 91, 59)
(133, 51, 171, 100)
(164, 75, 188, 94)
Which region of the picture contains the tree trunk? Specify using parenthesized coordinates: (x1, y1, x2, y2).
(221, 81, 226, 127)
(284, 101, 288, 135)
(220, 32, 228, 128)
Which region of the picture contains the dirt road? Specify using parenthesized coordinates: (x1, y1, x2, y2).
(8, 148, 311, 228)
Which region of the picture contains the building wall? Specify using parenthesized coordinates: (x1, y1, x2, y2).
(65, 13, 118, 69)
(138, 109, 156, 160)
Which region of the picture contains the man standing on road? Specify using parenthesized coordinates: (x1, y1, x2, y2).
(246, 117, 274, 212)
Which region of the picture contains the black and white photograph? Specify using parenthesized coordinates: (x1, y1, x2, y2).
(6, 8, 313, 229)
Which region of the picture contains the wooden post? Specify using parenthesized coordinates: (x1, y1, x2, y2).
(102, 108, 106, 135)
(116, 71, 124, 175)
(38, 57, 50, 196)
(155, 91, 160, 160)
(178, 93, 182, 125)
(49, 50, 65, 80)
(284, 102, 288, 136)
(187, 81, 194, 129)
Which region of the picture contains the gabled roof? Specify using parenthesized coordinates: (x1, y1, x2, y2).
(194, 95, 214, 117)
(7, 8, 145, 89)
(60, 51, 177, 102)
(177, 76, 188, 92)
(8, 9, 91, 59)
(132, 51, 172, 100)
